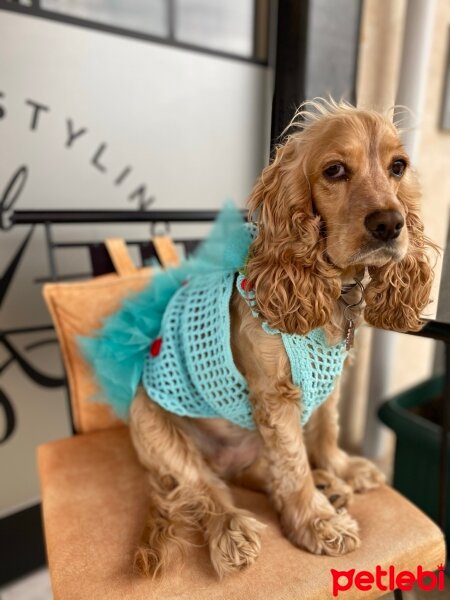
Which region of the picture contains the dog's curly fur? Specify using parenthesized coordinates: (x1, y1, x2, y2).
(246, 100, 436, 335)
(129, 99, 437, 578)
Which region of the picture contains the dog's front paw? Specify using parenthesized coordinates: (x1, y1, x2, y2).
(340, 456, 385, 493)
(208, 511, 265, 578)
(308, 509, 360, 556)
(312, 469, 353, 510)
(282, 491, 360, 557)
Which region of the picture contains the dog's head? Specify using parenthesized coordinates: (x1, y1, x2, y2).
(246, 99, 437, 334)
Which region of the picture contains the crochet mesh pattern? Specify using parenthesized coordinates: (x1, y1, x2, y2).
(281, 331, 346, 423)
(236, 273, 347, 424)
(142, 269, 347, 429)
(143, 271, 254, 429)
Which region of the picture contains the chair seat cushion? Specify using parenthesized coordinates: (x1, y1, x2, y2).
(38, 427, 445, 600)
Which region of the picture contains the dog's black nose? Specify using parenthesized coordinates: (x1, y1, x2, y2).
(364, 210, 404, 241)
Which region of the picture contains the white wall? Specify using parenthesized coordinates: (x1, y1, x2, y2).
(0, 13, 267, 213)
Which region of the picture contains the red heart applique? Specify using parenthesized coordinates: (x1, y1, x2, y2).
(150, 337, 163, 357)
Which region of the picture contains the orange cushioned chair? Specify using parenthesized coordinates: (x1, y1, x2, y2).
(38, 238, 446, 600)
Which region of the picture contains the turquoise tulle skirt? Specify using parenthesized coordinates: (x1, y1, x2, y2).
(78, 202, 252, 418)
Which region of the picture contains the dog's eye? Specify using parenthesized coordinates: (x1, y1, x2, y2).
(323, 163, 346, 180)
(390, 159, 407, 177)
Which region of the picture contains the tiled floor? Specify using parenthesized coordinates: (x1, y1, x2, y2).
(0, 567, 448, 599)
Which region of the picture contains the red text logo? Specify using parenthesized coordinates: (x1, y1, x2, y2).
(331, 564, 446, 596)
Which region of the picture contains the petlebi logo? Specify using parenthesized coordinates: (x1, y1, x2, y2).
(331, 564, 446, 596)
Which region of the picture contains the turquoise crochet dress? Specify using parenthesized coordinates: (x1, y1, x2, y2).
(79, 202, 347, 428)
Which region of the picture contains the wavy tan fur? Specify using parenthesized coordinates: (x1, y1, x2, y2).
(246, 98, 437, 334)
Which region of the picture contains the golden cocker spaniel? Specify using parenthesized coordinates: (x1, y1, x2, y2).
(130, 99, 436, 578)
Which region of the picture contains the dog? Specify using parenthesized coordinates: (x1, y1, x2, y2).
(129, 99, 436, 578)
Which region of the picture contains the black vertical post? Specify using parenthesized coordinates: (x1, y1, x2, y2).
(44, 222, 58, 281)
(270, 0, 309, 151)
(252, 0, 270, 63)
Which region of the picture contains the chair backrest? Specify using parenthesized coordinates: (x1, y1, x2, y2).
(43, 238, 178, 434)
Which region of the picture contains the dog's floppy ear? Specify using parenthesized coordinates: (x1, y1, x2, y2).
(245, 137, 341, 335)
(364, 170, 437, 332)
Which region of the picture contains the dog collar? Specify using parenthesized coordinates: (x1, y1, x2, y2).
(340, 273, 366, 350)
